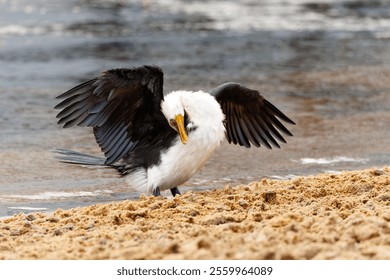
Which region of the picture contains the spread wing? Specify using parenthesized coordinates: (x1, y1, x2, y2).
(210, 82, 295, 149)
(55, 65, 168, 164)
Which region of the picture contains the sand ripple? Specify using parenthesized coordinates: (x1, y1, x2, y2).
(1, 167, 389, 259)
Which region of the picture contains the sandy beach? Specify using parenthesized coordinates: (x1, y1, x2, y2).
(1, 167, 389, 260)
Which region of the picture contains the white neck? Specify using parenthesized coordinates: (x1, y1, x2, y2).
(162, 90, 225, 130)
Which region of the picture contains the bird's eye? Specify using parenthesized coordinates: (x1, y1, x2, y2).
(169, 119, 177, 127)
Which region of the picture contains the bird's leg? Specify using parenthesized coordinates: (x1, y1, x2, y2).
(153, 187, 161, 197)
(170, 187, 181, 197)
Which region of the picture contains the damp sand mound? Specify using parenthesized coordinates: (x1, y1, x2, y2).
(1, 167, 389, 260)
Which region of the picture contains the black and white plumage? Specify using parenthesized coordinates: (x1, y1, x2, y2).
(55, 65, 295, 197)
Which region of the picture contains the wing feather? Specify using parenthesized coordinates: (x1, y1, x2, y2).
(55, 65, 167, 164)
(56, 79, 97, 99)
(210, 82, 295, 149)
(241, 114, 271, 149)
(259, 115, 286, 145)
(54, 91, 92, 110)
(98, 122, 124, 150)
(227, 102, 239, 145)
(233, 108, 250, 147)
(104, 125, 128, 152)
(238, 116, 258, 148)
(253, 116, 280, 148)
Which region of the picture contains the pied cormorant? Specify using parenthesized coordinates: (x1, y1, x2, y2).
(55, 65, 295, 197)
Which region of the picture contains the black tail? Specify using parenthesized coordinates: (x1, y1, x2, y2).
(54, 149, 107, 166)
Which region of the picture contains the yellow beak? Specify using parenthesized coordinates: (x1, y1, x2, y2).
(175, 114, 188, 144)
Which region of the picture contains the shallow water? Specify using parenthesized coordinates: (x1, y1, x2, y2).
(1, 0, 389, 217)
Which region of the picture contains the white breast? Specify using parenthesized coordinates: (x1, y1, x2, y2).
(126, 90, 226, 194)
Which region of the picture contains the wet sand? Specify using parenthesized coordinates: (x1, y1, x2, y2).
(1, 167, 389, 260)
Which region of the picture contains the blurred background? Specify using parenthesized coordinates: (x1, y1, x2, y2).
(0, 0, 389, 217)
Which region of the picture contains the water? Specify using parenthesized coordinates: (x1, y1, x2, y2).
(1, 0, 389, 217)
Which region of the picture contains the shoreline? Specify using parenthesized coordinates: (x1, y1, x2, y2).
(1, 167, 389, 260)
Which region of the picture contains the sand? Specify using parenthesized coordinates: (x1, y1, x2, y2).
(1, 167, 389, 260)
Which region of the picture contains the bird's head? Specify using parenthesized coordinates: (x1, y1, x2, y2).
(161, 92, 188, 145)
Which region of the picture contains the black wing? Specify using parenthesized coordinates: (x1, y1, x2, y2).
(210, 82, 295, 149)
(55, 65, 167, 164)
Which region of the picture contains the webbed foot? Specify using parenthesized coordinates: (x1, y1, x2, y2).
(170, 187, 181, 197)
(153, 187, 161, 197)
